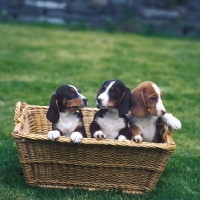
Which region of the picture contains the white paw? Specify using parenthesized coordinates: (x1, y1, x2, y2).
(118, 135, 127, 140)
(133, 135, 143, 143)
(93, 130, 106, 139)
(47, 130, 60, 140)
(162, 113, 181, 130)
(70, 132, 83, 143)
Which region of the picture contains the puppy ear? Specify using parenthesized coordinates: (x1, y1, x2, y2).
(130, 87, 146, 118)
(118, 87, 133, 116)
(46, 94, 60, 123)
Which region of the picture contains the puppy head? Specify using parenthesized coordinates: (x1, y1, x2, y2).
(130, 81, 166, 118)
(96, 80, 133, 116)
(46, 85, 87, 123)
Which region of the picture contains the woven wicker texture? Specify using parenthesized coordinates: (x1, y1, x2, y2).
(12, 102, 176, 193)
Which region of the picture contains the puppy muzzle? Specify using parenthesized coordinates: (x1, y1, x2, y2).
(96, 98, 103, 107)
(82, 98, 88, 106)
(96, 98, 109, 109)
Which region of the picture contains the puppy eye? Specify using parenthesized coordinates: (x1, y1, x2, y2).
(111, 87, 117, 93)
(150, 97, 157, 102)
(111, 89, 117, 94)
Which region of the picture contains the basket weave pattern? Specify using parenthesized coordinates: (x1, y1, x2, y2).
(12, 102, 176, 193)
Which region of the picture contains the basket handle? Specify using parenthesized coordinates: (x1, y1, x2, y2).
(14, 102, 27, 129)
(14, 102, 22, 123)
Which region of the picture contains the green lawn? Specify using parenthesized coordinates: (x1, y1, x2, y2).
(0, 22, 200, 200)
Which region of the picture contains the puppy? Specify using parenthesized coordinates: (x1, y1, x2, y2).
(46, 85, 88, 143)
(90, 80, 133, 140)
(129, 81, 181, 143)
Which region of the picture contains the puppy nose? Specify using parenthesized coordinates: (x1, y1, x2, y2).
(161, 110, 166, 115)
(97, 98, 103, 104)
(83, 98, 88, 105)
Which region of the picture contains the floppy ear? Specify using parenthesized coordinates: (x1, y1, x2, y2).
(130, 87, 146, 118)
(118, 87, 133, 116)
(46, 94, 60, 123)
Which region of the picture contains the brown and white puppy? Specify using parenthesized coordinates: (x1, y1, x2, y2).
(90, 80, 133, 140)
(129, 81, 181, 143)
(46, 85, 88, 143)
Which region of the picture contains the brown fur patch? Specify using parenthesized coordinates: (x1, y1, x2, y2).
(107, 100, 117, 107)
(130, 125, 141, 139)
(143, 83, 158, 115)
(63, 98, 84, 108)
(130, 81, 159, 117)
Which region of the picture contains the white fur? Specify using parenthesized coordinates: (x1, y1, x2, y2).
(95, 109, 125, 139)
(96, 81, 115, 107)
(129, 114, 157, 142)
(70, 131, 83, 143)
(56, 112, 81, 136)
(48, 130, 60, 140)
(133, 135, 143, 142)
(48, 111, 84, 143)
(118, 135, 127, 140)
(161, 113, 181, 130)
(152, 83, 166, 117)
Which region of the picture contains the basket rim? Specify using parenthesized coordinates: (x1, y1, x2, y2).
(13, 134, 176, 150)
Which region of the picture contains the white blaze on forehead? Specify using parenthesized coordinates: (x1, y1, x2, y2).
(152, 83, 166, 116)
(68, 85, 86, 99)
(98, 81, 115, 106)
(152, 83, 161, 95)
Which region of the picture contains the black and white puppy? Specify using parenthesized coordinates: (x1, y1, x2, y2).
(90, 80, 133, 140)
(46, 85, 88, 143)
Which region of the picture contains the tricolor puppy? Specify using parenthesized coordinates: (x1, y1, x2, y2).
(46, 85, 88, 143)
(90, 80, 133, 140)
(129, 81, 181, 143)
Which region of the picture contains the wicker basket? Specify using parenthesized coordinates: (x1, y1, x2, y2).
(12, 102, 176, 194)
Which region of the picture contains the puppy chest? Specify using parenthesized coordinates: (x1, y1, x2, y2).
(130, 116, 157, 142)
(95, 115, 125, 138)
(56, 114, 80, 136)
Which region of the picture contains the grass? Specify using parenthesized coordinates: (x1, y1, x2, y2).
(0, 22, 200, 200)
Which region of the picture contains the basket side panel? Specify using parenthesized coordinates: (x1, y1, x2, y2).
(15, 139, 172, 170)
(25, 163, 157, 192)
(15, 138, 175, 192)
(144, 151, 173, 191)
(14, 139, 35, 184)
(25, 107, 51, 134)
